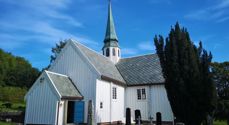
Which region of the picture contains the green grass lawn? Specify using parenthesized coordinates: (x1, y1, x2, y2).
(214, 120, 227, 125)
(0, 121, 16, 125)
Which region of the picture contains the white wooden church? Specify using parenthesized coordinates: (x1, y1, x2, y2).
(24, 1, 174, 125)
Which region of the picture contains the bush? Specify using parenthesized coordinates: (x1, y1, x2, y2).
(0, 87, 27, 103)
(2, 102, 12, 108)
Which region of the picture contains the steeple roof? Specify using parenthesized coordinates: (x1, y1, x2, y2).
(103, 1, 119, 48)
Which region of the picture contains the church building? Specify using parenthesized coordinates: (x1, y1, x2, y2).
(24, 1, 174, 125)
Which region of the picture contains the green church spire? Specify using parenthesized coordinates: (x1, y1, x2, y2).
(103, 0, 119, 49)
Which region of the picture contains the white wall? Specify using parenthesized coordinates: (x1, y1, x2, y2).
(111, 83, 125, 122)
(25, 76, 59, 125)
(96, 79, 125, 123)
(125, 85, 174, 122)
(149, 85, 174, 121)
(125, 86, 149, 121)
(49, 42, 99, 123)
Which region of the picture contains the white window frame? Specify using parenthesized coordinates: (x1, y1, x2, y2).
(137, 88, 146, 100)
(112, 87, 117, 99)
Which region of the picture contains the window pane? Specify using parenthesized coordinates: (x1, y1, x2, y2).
(142, 88, 146, 99)
(113, 87, 117, 99)
(113, 48, 115, 56)
(118, 50, 120, 57)
(137, 89, 141, 100)
(100, 102, 103, 109)
(106, 48, 109, 57)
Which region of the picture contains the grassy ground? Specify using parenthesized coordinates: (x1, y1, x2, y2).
(0, 121, 16, 125)
(214, 120, 227, 125)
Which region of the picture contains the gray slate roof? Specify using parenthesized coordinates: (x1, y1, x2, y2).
(116, 54, 165, 85)
(73, 41, 126, 84)
(46, 71, 83, 99)
(71, 40, 165, 86)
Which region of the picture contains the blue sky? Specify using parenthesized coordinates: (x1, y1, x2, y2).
(0, 0, 228, 70)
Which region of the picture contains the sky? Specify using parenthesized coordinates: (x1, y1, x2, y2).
(0, 0, 228, 70)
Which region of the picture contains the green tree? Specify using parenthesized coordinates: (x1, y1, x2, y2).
(154, 22, 217, 125)
(50, 40, 67, 64)
(0, 48, 40, 88)
(43, 40, 67, 70)
(211, 62, 229, 125)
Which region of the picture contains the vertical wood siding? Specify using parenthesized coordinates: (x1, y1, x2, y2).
(149, 85, 174, 121)
(49, 43, 98, 122)
(125, 85, 174, 122)
(96, 79, 125, 123)
(25, 77, 59, 124)
(125, 86, 149, 121)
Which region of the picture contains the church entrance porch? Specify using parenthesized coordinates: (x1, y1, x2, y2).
(58, 100, 85, 125)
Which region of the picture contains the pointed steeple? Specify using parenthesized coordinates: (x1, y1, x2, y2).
(102, 0, 121, 63)
(103, 0, 119, 49)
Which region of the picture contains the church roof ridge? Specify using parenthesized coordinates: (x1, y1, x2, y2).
(120, 53, 157, 60)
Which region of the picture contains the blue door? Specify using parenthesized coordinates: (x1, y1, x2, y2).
(73, 101, 84, 123)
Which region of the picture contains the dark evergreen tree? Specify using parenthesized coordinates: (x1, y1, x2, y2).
(211, 62, 229, 125)
(154, 22, 217, 125)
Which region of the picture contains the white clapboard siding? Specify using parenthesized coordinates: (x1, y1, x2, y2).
(95, 79, 111, 123)
(96, 79, 125, 123)
(111, 83, 125, 122)
(149, 85, 174, 121)
(49, 42, 99, 122)
(125, 86, 149, 121)
(25, 75, 59, 125)
(125, 85, 174, 122)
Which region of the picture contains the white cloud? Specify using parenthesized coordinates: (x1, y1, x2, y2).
(185, 0, 229, 23)
(122, 48, 138, 55)
(216, 16, 229, 23)
(215, 0, 229, 9)
(138, 41, 155, 51)
(0, 0, 99, 50)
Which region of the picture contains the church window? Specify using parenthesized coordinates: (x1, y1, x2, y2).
(137, 88, 146, 100)
(100, 102, 103, 109)
(142, 89, 146, 99)
(112, 87, 117, 99)
(118, 50, 120, 57)
(112, 48, 115, 56)
(106, 48, 109, 57)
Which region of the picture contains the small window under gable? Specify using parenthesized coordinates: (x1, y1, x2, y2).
(106, 48, 109, 57)
(137, 88, 146, 100)
(112, 87, 117, 99)
(100, 102, 103, 109)
(112, 48, 115, 56)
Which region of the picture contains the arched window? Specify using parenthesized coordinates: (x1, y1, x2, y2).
(112, 48, 115, 56)
(106, 48, 109, 57)
(118, 50, 120, 57)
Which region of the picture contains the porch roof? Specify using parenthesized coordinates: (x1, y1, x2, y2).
(46, 71, 83, 100)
